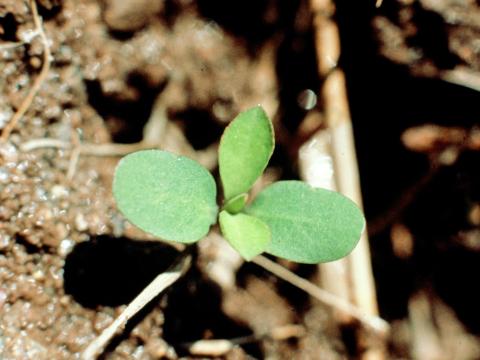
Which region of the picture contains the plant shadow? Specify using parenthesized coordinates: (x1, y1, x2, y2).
(63, 236, 179, 307)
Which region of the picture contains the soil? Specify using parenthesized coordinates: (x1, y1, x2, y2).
(1, 0, 480, 359)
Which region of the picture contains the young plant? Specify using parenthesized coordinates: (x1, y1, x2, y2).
(113, 106, 365, 264)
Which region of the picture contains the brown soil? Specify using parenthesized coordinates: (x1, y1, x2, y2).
(1, 0, 480, 359)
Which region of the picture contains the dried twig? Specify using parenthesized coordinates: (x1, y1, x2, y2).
(20, 137, 217, 171)
(20, 138, 150, 155)
(0, 0, 51, 142)
(20, 99, 167, 157)
(0, 41, 25, 50)
(67, 129, 81, 180)
(441, 66, 480, 93)
(20, 97, 218, 172)
(183, 324, 305, 356)
(252, 256, 390, 335)
(308, 1, 386, 358)
(409, 291, 443, 360)
(81, 252, 192, 360)
(310, 0, 380, 322)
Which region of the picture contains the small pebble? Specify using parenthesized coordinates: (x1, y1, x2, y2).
(58, 239, 75, 257)
(0, 288, 7, 307)
(297, 89, 317, 110)
(74, 214, 89, 232)
(0, 234, 11, 250)
(50, 185, 69, 199)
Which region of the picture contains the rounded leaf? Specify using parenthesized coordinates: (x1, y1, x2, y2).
(219, 210, 271, 260)
(245, 181, 365, 263)
(113, 150, 218, 243)
(219, 106, 274, 201)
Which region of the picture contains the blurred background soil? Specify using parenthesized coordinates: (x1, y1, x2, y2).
(1, 0, 480, 359)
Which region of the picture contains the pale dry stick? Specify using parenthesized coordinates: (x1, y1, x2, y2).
(20, 138, 218, 171)
(67, 129, 82, 180)
(63, 99, 166, 179)
(142, 97, 168, 145)
(184, 324, 306, 356)
(0, 0, 51, 142)
(66, 146, 81, 180)
(21, 96, 167, 156)
(20, 138, 150, 156)
(409, 291, 444, 360)
(310, 0, 381, 325)
(299, 132, 353, 325)
(20, 99, 218, 169)
(252, 255, 390, 335)
(309, 3, 385, 359)
(81, 252, 192, 360)
(441, 66, 480, 93)
(308, 0, 352, 320)
(0, 41, 25, 50)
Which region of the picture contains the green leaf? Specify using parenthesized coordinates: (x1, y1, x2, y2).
(219, 210, 271, 260)
(223, 193, 248, 214)
(219, 106, 274, 201)
(245, 181, 365, 264)
(113, 150, 218, 243)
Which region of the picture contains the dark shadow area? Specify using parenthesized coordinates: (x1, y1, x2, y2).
(162, 0, 191, 28)
(433, 247, 480, 334)
(162, 266, 262, 358)
(197, 0, 300, 53)
(63, 236, 180, 307)
(335, 0, 480, 321)
(15, 234, 46, 254)
(408, 2, 459, 69)
(340, 324, 359, 357)
(173, 108, 224, 150)
(85, 72, 165, 143)
(404, 152, 480, 332)
(107, 29, 137, 41)
(275, 0, 320, 134)
(64, 237, 261, 355)
(37, 0, 63, 20)
(377, 1, 459, 69)
(406, 155, 479, 246)
(269, 142, 299, 180)
(371, 237, 416, 319)
(335, 0, 480, 219)
(0, 13, 18, 42)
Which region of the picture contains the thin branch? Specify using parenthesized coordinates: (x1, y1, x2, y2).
(20, 138, 153, 156)
(0, 41, 25, 50)
(66, 146, 81, 180)
(1, 0, 51, 142)
(252, 255, 390, 335)
(183, 324, 305, 356)
(309, 0, 381, 339)
(81, 252, 192, 360)
(20, 137, 218, 171)
(441, 67, 480, 93)
(67, 129, 81, 180)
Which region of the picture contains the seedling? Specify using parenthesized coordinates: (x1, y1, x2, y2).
(113, 106, 365, 264)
